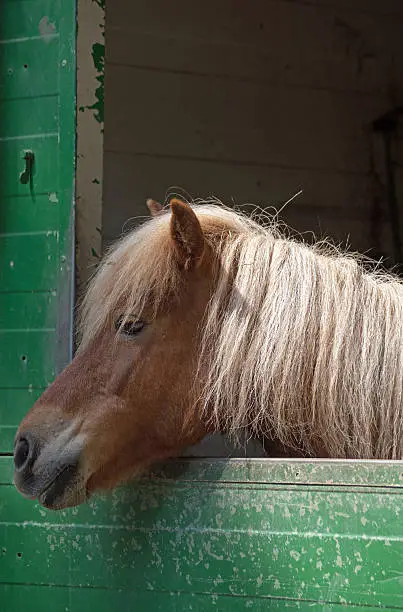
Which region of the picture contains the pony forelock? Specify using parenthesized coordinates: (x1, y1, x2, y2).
(78, 202, 250, 348)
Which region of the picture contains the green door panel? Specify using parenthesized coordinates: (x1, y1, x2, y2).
(0, 331, 56, 387)
(0, 389, 42, 449)
(1, 585, 383, 612)
(0, 292, 58, 329)
(1, 458, 403, 610)
(0, 97, 58, 138)
(0, 233, 59, 291)
(0, 136, 59, 198)
(0, 38, 59, 100)
(0, 194, 59, 234)
(0, 0, 62, 41)
(0, 0, 75, 454)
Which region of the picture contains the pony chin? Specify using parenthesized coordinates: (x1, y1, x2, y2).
(41, 487, 88, 511)
(37, 475, 88, 511)
(85, 459, 150, 499)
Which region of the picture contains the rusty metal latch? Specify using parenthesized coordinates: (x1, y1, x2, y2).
(19, 150, 34, 185)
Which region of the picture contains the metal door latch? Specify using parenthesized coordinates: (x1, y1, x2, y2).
(20, 150, 34, 185)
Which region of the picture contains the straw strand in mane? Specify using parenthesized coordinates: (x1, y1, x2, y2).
(80, 203, 403, 460)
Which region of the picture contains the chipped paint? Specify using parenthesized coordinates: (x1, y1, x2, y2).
(80, 41, 104, 123)
(78, 0, 104, 124)
(38, 16, 56, 43)
(3, 457, 403, 607)
(76, 0, 104, 295)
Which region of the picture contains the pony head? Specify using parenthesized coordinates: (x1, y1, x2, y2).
(14, 199, 233, 509)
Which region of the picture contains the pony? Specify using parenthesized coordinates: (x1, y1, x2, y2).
(14, 198, 403, 510)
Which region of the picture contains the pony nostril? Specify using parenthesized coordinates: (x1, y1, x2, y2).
(14, 435, 37, 472)
(14, 438, 29, 470)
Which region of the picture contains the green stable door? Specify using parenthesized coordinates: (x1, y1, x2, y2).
(0, 0, 75, 451)
(2, 2, 403, 611)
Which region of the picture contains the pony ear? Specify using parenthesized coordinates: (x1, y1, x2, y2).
(146, 198, 164, 217)
(170, 199, 205, 269)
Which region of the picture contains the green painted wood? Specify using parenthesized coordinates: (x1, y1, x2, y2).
(0, 292, 58, 329)
(0, 136, 59, 198)
(0, 585, 392, 612)
(0, 331, 56, 387)
(0, 194, 60, 234)
(0, 233, 59, 292)
(148, 457, 403, 488)
(0, 455, 14, 484)
(0, 96, 58, 138)
(0, 0, 75, 455)
(0, 389, 43, 449)
(1, 458, 403, 609)
(0, 38, 59, 100)
(0, 389, 43, 427)
(1, 585, 387, 612)
(0, 0, 62, 41)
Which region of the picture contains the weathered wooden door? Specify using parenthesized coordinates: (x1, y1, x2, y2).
(2, 457, 403, 609)
(0, 0, 76, 452)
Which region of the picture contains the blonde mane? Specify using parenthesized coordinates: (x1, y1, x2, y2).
(81, 202, 403, 460)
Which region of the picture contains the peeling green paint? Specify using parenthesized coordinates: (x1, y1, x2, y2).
(3, 457, 403, 608)
(85, 41, 104, 123)
(91, 247, 101, 259)
(80, 1, 105, 124)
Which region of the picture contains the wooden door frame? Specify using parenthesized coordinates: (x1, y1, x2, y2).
(56, 0, 78, 370)
(75, 0, 105, 302)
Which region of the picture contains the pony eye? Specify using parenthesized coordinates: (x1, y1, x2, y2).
(115, 318, 145, 337)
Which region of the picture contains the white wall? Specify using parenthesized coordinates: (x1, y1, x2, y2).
(103, 0, 403, 265)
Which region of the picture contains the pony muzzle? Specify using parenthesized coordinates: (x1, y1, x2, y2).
(13, 429, 87, 509)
